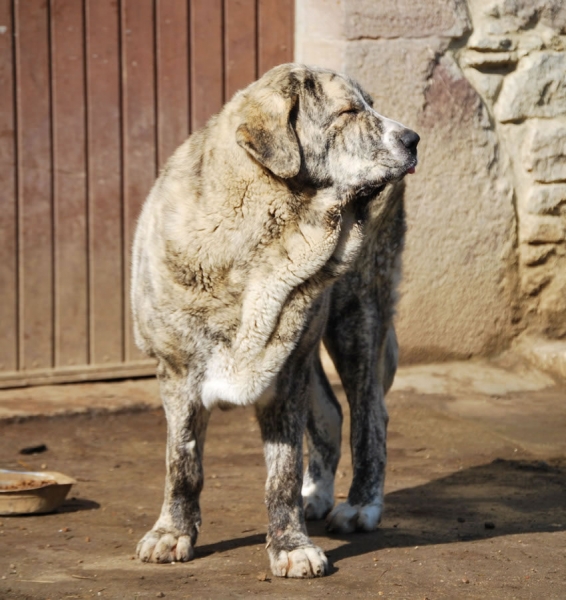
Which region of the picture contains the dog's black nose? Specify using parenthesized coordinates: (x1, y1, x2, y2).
(399, 129, 420, 153)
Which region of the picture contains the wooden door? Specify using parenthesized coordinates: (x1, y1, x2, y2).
(0, 0, 294, 388)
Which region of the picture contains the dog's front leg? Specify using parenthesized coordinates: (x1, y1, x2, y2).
(323, 281, 393, 533)
(326, 369, 388, 533)
(256, 366, 329, 578)
(324, 302, 396, 533)
(137, 367, 210, 563)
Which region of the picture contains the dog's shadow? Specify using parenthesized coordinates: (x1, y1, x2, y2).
(197, 458, 566, 568)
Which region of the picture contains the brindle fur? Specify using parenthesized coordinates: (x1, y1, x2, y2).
(131, 64, 419, 578)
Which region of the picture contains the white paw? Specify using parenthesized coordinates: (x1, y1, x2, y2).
(302, 481, 334, 521)
(269, 545, 329, 578)
(136, 529, 194, 563)
(326, 501, 383, 533)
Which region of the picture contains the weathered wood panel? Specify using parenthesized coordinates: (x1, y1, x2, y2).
(156, 0, 190, 168)
(224, 0, 257, 100)
(258, 0, 294, 76)
(121, 0, 157, 362)
(85, 0, 124, 365)
(15, 0, 54, 370)
(190, 0, 223, 130)
(51, 0, 89, 367)
(0, 0, 18, 373)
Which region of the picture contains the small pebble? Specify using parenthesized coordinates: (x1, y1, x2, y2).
(156, 593, 165, 598)
(462, 577, 470, 584)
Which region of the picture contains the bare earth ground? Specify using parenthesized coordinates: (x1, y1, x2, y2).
(0, 358, 565, 599)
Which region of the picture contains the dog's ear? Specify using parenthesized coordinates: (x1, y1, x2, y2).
(236, 87, 300, 179)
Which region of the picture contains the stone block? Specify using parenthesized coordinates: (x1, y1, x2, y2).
(520, 214, 565, 244)
(295, 0, 344, 40)
(344, 39, 449, 126)
(520, 243, 556, 266)
(467, 35, 515, 51)
(343, 0, 470, 40)
(297, 39, 348, 72)
(521, 267, 553, 296)
(515, 335, 566, 379)
(540, 2, 566, 34)
(523, 119, 566, 183)
(495, 52, 566, 122)
(524, 185, 566, 215)
(295, 0, 346, 68)
(538, 263, 566, 338)
(460, 49, 517, 69)
(353, 53, 517, 361)
(463, 67, 503, 104)
(477, 0, 566, 35)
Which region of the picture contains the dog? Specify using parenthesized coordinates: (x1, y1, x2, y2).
(131, 63, 419, 578)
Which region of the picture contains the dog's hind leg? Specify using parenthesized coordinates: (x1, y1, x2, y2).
(137, 361, 210, 563)
(302, 354, 342, 521)
(256, 353, 329, 578)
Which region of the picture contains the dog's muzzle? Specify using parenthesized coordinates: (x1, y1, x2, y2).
(398, 128, 420, 174)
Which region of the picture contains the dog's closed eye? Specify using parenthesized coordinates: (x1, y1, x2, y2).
(338, 107, 360, 117)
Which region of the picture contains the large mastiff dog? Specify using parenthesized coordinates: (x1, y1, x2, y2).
(131, 64, 419, 578)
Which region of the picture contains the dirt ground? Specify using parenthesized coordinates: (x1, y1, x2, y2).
(0, 360, 565, 599)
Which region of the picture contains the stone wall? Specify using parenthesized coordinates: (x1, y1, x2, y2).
(462, 0, 566, 339)
(296, 0, 566, 361)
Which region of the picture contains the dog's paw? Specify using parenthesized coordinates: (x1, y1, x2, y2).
(136, 529, 194, 563)
(303, 488, 334, 521)
(269, 545, 329, 578)
(326, 501, 382, 533)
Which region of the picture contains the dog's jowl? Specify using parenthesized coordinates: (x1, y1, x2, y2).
(131, 63, 419, 578)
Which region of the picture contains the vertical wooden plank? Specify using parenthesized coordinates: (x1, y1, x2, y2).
(190, 0, 223, 130)
(121, 0, 156, 361)
(85, 0, 124, 365)
(51, 0, 88, 367)
(15, 0, 54, 370)
(156, 0, 189, 168)
(258, 0, 294, 76)
(224, 0, 256, 100)
(0, 0, 18, 373)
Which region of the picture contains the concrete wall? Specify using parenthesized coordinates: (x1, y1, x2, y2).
(296, 0, 566, 362)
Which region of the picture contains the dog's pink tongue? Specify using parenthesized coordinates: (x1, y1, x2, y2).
(407, 166, 416, 174)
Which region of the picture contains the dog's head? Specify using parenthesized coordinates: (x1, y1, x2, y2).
(236, 64, 419, 198)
